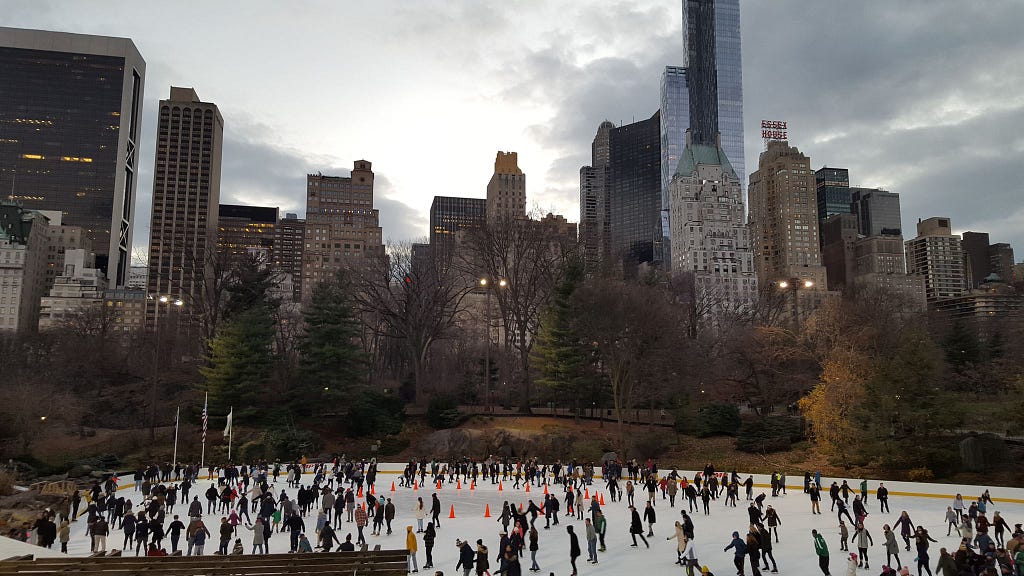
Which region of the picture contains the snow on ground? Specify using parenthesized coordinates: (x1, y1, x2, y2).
(60, 466, 1024, 576)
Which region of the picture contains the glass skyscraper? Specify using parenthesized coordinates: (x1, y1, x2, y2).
(660, 0, 744, 268)
(0, 28, 145, 287)
(609, 112, 661, 269)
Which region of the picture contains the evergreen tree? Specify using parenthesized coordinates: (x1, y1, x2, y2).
(297, 270, 366, 416)
(200, 305, 276, 419)
(942, 320, 981, 372)
(532, 258, 592, 419)
(223, 253, 279, 321)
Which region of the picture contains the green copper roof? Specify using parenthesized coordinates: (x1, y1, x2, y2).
(674, 142, 737, 180)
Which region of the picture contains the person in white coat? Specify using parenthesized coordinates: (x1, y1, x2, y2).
(415, 497, 426, 533)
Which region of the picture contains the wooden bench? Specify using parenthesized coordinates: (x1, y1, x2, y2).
(0, 549, 409, 575)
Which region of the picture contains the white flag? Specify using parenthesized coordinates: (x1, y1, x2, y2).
(223, 408, 233, 438)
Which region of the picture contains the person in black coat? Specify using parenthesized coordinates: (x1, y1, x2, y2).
(567, 525, 581, 576)
(629, 506, 649, 548)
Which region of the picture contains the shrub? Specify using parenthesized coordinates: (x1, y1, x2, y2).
(347, 389, 406, 437)
(736, 417, 804, 453)
(631, 431, 674, 459)
(377, 435, 410, 456)
(426, 395, 465, 430)
(695, 404, 741, 438)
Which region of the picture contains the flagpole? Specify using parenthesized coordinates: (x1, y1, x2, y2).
(227, 406, 233, 462)
(201, 393, 207, 470)
(172, 406, 180, 466)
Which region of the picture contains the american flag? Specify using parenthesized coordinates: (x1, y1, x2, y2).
(201, 393, 208, 443)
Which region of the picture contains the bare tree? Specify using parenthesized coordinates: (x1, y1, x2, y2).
(353, 242, 475, 403)
(459, 214, 575, 412)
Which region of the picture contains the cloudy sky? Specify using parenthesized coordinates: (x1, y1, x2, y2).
(7, 0, 1024, 260)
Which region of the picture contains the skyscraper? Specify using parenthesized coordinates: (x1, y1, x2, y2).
(660, 0, 744, 266)
(814, 167, 851, 238)
(748, 141, 828, 289)
(580, 121, 613, 273)
(0, 27, 145, 287)
(485, 152, 525, 223)
(216, 204, 278, 267)
(430, 196, 486, 247)
(905, 217, 966, 303)
(302, 161, 383, 301)
(961, 231, 991, 289)
(609, 112, 661, 268)
(146, 87, 224, 324)
(850, 187, 902, 237)
(273, 213, 305, 303)
(668, 132, 758, 316)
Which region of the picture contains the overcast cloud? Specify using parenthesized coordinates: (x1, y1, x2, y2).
(6, 0, 1023, 260)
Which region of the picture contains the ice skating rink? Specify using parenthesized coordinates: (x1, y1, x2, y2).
(60, 466, 1024, 576)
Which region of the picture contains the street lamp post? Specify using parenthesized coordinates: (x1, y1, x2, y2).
(776, 277, 814, 332)
(479, 277, 507, 414)
(150, 295, 184, 441)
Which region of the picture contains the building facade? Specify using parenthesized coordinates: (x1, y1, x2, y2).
(668, 134, 757, 317)
(851, 235, 926, 310)
(146, 87, 224, 325)
(216, 204, 278, 267)
(661, 0, 745, 266)
(302, 161, 383, 301)
(273, 213, 305, 303)
(748, 141, 829, 290)
(850, 187, 902, 237)
(430, 196, 486, 248)
(37, 211, 94, 294)
(0, 27, 145, 287)
(485, 152, 526, 223)
(905, 217, 966, 304)
(814, 167, 850, 239)
(609, 112, 661, 268)
(819, 213, 858, 291)
(989, 243, 1015, 283)
(580, 121, 613, 273)
(0, 203, 48, 331)
(961, 231, 991, 289)
(38, 248, 106, 329)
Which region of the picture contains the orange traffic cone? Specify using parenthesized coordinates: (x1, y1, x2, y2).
(584, 488, 590, 499)
(543, 484, 549, 495)
(539, 503, 545, 514)
(414, 481, 419, 491)
(370, 484, 375, 495)
(449, 504, 456, 519)
(457, 480, 462, 490)
(525, 483, 530, 493)
(437, 480, 442, 489)
(357, 486, 363, 497)
(599, 493, 605, 505)
(361, 501, 366, 510)
(390, 481, 396, 492)
(471, 481, 476, 491)
(518, 503, 524, 512)
(484, 504, 491, 518)
(498, 482, 503, 492)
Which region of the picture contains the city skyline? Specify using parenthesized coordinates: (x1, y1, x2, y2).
(4, 0, 1023, 259)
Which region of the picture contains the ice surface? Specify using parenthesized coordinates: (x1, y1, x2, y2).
(58, 466, 1024, 576)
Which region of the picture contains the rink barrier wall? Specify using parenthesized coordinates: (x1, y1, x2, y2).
(107, 464, 1024, 504)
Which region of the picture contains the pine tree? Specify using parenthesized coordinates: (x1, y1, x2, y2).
(297, 270, 366, 416)
(200, 305, 276, 419)
(532, 258, 592, 419)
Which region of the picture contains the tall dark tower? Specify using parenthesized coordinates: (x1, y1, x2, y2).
(683, 0, 719, 146)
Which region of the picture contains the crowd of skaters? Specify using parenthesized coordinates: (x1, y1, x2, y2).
(6, 456, 1024, 576)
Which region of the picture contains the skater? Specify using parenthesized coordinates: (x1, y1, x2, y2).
(528, 526, 540, 572)
(567, 525, 580, 576)
(757, 524, 777, 573)
(913, 527, 937, 576)
(765, 506, 781, 543)
(431, 493, 441, 529)
(746, 528, 763, 576)
(809, 483, 822, 515)
(456, 540, 474, 576)
(839, 520, 849, 552)
(423, 522, 436, 568)
(669, 521, 687, 565)
(882, 524, 901, 568)
(629, 506, 649, 548)
(813, 529, 830, 576)
(877, 483, 890, 514)
(854, 522, 873, 569)
(406, 526, 419, 574)
(477, 538, 491, 576)
(725, 531, 747, 576)
(894, 512, 915, 551)
(585, 518, 598, 564)
(595, 510, 607, 552)
(643, 501, 656, 537)
(944, 507, 959, 537)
